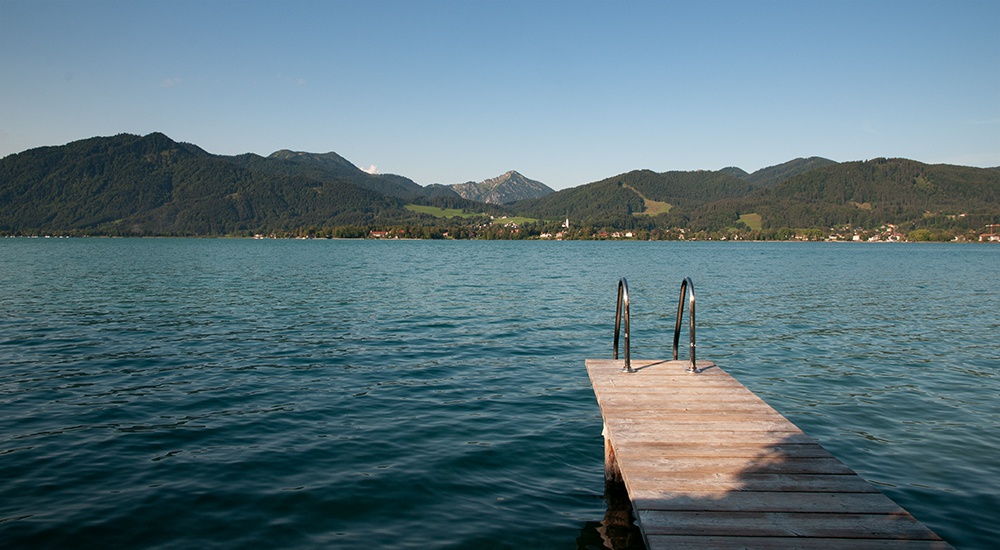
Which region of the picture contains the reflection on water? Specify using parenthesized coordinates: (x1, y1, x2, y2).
(576, 478, 644, 550)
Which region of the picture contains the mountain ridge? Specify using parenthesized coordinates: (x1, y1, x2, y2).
(1, 133, 996, 239)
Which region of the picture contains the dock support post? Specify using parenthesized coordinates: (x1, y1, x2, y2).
(601, 422, 642, 548)
(603, 423, 622, 483)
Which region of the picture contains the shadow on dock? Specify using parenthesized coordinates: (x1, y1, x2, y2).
(578, 433, 952, 550)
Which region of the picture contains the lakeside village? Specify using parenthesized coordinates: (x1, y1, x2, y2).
(10, 219, 998, 243)
(258, 219, 1000, 243)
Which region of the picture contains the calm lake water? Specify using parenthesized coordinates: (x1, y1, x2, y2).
(1, 239, 997, 549)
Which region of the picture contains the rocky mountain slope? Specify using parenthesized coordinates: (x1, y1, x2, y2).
(448, 170, 554, 204)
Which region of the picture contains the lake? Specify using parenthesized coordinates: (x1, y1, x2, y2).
(1, 239, 997, 548)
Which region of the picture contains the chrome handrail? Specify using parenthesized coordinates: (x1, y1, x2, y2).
(613, 277, 633, 373)
(672, 277, 698, 372)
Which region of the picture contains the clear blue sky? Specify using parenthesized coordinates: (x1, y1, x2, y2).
(2, 0, 998, 190)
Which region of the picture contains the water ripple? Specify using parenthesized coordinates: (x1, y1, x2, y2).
(0, 239, 996, 548)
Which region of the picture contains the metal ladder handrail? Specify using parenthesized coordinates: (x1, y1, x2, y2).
(613, 277, 633, 373)
(673, 277, 698, 373)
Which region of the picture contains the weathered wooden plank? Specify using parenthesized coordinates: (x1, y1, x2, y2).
(607, 419, 802, 432)
(619, 441, 836, 459)
(592, 381, 740, 390)
(645, 535, 954, 550)
(597, 400, 782, 412)
(613, 456, 856, 475)
(610, 430, 817, 445)
(601, 409, 797, 420)
(596, 387, 752, 396)
(596, 396, 779, 410)
(632, 490, 907, 513)
(623, 473, 882, 493)
(597, 398, 786, 411)
(586, 357, 953, 548)
(638, 510, 944, 540)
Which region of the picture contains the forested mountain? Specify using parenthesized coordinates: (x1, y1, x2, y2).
(1, 133, 997, 239)
(226, 149, 442, 200)
(448, 170, 554, 204)
(515, 158, 841, 223)
(513, 158, 999, 237)
(715, 158, 1000, 232)
(0, 133, 410, 235)
(742, 157, 837, 188)
(513, 176, 647, 228)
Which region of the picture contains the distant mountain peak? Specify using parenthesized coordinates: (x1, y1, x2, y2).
(268, 149, 359, 171)
(744, 157, 837, 188)
(449, 171, 554, 204)
(718, 166, 750, 179)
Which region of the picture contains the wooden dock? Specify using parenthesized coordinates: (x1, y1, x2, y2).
(587, 358, 953, 549)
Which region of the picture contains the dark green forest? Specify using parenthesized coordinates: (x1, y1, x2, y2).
(702, 158, 1000, 237)
(2, 133, 998, 241)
